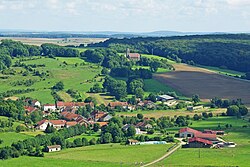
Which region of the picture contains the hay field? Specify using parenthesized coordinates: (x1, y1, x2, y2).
(154, 64, 250, 105)
(0, 37, 107, 46)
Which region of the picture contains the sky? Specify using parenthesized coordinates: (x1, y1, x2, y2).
(0, 0, 250, 32)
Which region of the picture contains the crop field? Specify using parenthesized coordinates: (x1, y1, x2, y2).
(2, 144, 174, 167)
(0, 37, 108, 46)
(117, 108, 225, 119)
(154, 117, 250, 167)
(154, 64, 250, 106)
(0, 57, 103, 104)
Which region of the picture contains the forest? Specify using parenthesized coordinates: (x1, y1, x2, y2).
(90, 34, 250, 72)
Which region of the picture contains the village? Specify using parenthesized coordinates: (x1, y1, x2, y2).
(21, 94, 237, 154)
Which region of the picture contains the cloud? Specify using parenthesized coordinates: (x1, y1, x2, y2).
(227, 0, 250, 6)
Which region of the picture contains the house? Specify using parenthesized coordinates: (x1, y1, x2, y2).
(75, 116, 91, 127)
(61, 112, 79, 121)
(123, 124, 142, 134)
(36, 119, 66, 130)
(45, 145, 61, 152)
(179, 127, 217, 141)
(43, 104, 56, 111)
(136, 122, 153, 130)
(125, 48, 140, 61)
(137, 100, 156, 109)
(157, 95, 175, 102)
(56, 101, 94, 110)
(188, 137, 213, 148)
(108, 102, 128, 109)
(65, 121, 78, 128)
(99, 114, 113, 122)
(187, 105, 204, 111)
(31, 100, 41, 108)
(127, 139, 139, 145)
(90, 111, 108, 122)
(24, 106, 38, 114)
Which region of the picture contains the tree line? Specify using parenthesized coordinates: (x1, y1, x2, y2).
(89, 34, 250, 73)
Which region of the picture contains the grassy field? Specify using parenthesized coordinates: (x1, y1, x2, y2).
(66, 133, 100, 142)
(140, 54, 176, 64)
(2, 144, 174, 167)
(154, 63, 250, 106)
(198, 65, 245, 77)
(0, 57, 104, 104)
(0, 132, 32, 147)
(154, 117, 250, 167)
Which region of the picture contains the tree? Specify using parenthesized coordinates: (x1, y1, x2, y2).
(226, 105, 240, 116)
(52, 81, 64, 91)
(137, 113, 144, 119)
(148, 93, 157, 102)
(239, 105, 248, 116)
(193, 114, 200, 121)
(93, 123, 101, 132)
(128, 79, 144, 94)
(73, 138, 83, 147)
(45, 124, 56, 133)
(127, 126, 136, 137)
(192, 94, 200, 104)
(135, 88, 144, 99)
(16, 125, 26, 132)
(246, 72, 250, 80)
(112, 80, 127, 100)
(89, 138, 96, 145)
(82, 138, 88, 146)
(30, 111, 43, 123)
(100, 133, 112, 144)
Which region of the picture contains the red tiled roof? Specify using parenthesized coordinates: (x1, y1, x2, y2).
(24, 106, 37, 113)
(37, 119, 48, 126)
(109, 102, 128, 107)
(96, 122, 108, 127)
(49, 120, 66, 125)
(188, 137, 213, 145)
(128, 53, 140, 58)
(180, 127, 217, 139)
(66, 121, 78, 126)
(179, 127, 201, 134)
(61, 112, 79, 120)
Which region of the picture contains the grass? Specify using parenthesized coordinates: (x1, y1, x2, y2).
(0, 132, 32, 147)
(144, 79, 181, 95)
(154, 117, 250, 167)
(140, 54, 176, 64)
(0, 57, 102, 104)
(57, 91, 73, 102)
(66, 133, 100, 142)
(2, 144, 174, 167)
(198, 65, 245, 77)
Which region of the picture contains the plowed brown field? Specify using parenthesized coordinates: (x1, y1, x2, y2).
(154, 64, 250, 106)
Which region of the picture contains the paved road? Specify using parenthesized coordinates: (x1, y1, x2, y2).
(142, 143, 182, 167)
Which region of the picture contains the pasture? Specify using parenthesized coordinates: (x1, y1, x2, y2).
(154, 64, 250, 106)
(0, 57, 103, 104)
(0, 132, 31, 147)
(2, 144, 174, 167)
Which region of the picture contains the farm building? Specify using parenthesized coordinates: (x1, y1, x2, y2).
(56, 101, 94, 110)
(188, 137, 213, 148)
(46, 145, 61, 152)
(24, 106, 38, 114)
(179, 127, 217, 141)
(128, 139, 139, 145)
(157, 95, 175, 102)
(125, 48, 140, 61)
(187, 105, 203, 111)
(136, 122, 153, 130)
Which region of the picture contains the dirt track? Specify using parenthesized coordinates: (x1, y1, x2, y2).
(154, 64, 250, 106)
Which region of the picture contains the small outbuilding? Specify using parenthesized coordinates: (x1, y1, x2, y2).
(46, 145, 61, 152)
(127, 139, 139, 145)
(188, 137, 213, 148)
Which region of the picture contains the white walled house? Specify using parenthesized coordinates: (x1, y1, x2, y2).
(43, 104, 56, 111)
(46, 145, 61, 152)
(32, 100, 41, 108)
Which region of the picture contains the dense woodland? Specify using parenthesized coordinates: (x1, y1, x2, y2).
(90, 34, 250, 73)
(0, 40, 79, 70)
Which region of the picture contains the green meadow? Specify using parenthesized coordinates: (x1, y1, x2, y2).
(2, 144, 174, 167)
(0, 57, 102, 104)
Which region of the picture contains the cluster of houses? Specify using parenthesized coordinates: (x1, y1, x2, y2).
(179, 127, 235, 148)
